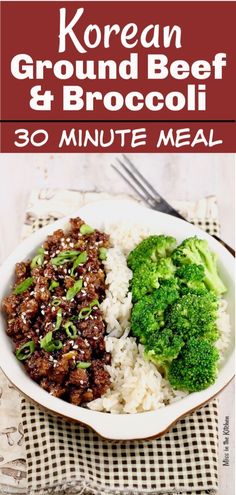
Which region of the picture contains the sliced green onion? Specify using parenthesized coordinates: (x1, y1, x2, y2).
(13, 277, 34, 295)
(40, 332, 62, 352)
(31, 247, 45, 269)
(78, 306, 91, 319)
(16, 341, 35, 361)
(80, 224, 94, 235)
(77, 361, 91, 369)
(79, 299, 100, 319)
(91, 299, 99, 308)
(49, 280, 59, 292)
(66, 280, 83, 301)
(63, 321, 77, 339)
(55, 308, 63, 330)
(51, 250, 80, 266)
(51, 298, 61, 307)
(71, 251, 88, 277)
(99, 247, 107, 260)
(70, 315, 79, 322)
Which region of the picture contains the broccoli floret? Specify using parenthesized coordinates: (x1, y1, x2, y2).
(145, 328, 184, 376)
(154, 279, 180, 305)
(131, 261, 160, 302)
(172, 236, 226, 296)
(166, 292, 219, 342)
(168, 337, 219, 392)
(127, 235, 176, 271)
(157, 257, 176, 279)
(176, 263, 207, 295)
(131, 305, 160, 343)
(131, 280, 179, 343)
(131, 258, 176, 302)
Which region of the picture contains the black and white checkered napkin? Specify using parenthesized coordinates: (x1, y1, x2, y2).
(22, 399, 218, 495)
(20, 192, 221, 495)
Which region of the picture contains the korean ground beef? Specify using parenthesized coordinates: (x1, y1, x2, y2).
(2, 217, 111, 406)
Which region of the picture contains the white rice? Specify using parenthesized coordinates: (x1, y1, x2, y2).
(88, 224, 231, 414)
(215, 298, 232, 362)
(88, 336, 188, 413)
(105, 222, 155, 256)
(100, 248, 132, 338)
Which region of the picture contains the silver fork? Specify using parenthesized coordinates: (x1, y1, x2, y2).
(111, 155, 184, 219)
(111, 155, 235, 257)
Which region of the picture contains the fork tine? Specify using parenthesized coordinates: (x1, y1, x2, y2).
(122, 154, 162, 200)
(113, 155, 185, 220)
(116, 158, 160, 207)
(111, 165, 149, 204)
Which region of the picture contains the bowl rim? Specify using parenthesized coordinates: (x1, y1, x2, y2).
(0, 199, 234, 440)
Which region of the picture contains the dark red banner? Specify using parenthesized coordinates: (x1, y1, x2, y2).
(1, 122, 235, 152)
(1, 1, 236, 152)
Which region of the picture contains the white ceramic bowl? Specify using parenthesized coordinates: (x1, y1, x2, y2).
(0, 200, 234, 440)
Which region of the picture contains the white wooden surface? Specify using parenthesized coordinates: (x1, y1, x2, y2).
(0, 152, 235, 494)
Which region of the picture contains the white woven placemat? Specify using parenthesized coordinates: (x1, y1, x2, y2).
(0, 190, 220, 495)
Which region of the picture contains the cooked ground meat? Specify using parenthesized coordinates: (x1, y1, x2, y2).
(25, 351, 52, 381)
(2, 217, 111, 406)
(67, 368, 89, 388)
(2, 295, 19, 316)
(90, 360, 111, 399)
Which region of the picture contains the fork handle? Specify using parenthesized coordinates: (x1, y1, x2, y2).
(212, 235, 235, 257)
